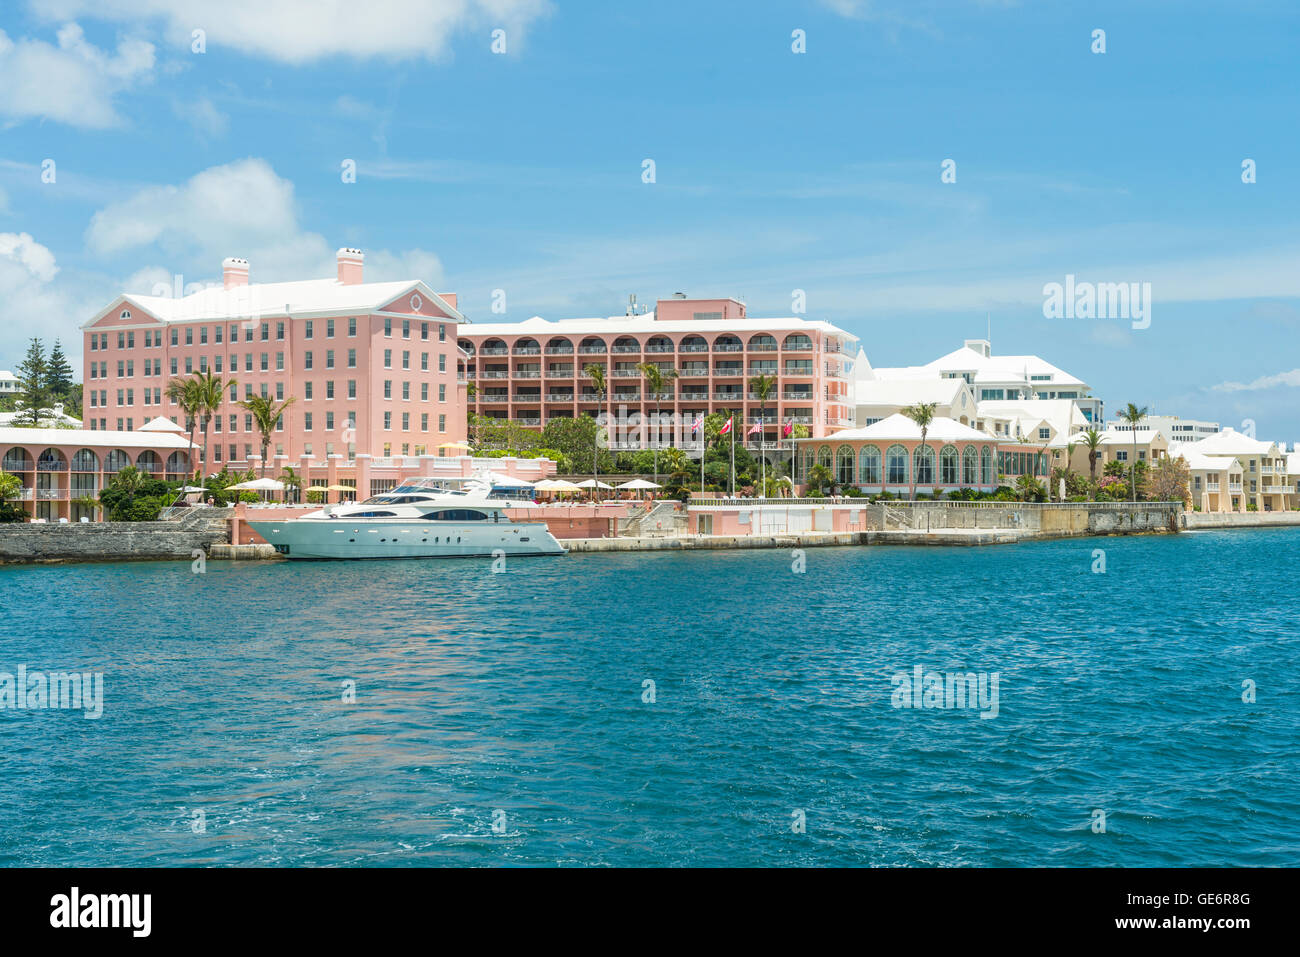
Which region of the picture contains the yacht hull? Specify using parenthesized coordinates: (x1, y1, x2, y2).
(248, 518, 566, 559)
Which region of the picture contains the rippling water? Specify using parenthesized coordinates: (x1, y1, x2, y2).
(1, 528, 1297, 867)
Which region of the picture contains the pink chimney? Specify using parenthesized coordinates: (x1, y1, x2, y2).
(337, 247, 364, 285)
(222, 257, 249, 289)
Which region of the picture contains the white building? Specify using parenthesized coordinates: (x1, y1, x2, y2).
(1107, 413, 1218, 443)
(0, 370, 18, 395)
(1170, 429, 1291, 512)
(866, 338, 1104, 425)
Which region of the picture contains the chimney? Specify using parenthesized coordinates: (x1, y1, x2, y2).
(222, 257, 249, 289)
(337, 247, 364, 285)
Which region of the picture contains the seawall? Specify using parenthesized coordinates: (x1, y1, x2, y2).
(0, 518, 230, 564)
(1184, 511, 1300, 530)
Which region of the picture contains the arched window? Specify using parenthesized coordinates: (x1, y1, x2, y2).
(748, 334, 777, 351)
(962, 446, 978, 485)
(165, 450, 190, 474)
(579, 336, 607, 354)
(104, 449, 131, 473)
(136, 450, 163, 474)
(836, 445, 855, 486)
(457, 338, 476, 355)
(2, 447, 33, 471)
(71, 449, 99, 472)
(859, 444, 881, 484)
(782, 333, 813, 350)
(798, 448, 814, 481)
(816, 445, 832, 470)
(512, 337, 540, 355)
(913, 444, 935, 485)
(36, 448, 67, 471)
(545, 337, 573, 355)
(680, 335, 707, 354)
(612, 336, 640, 354)
(981, 445, 994, 485)
(886, 444, 909, 485)
(940, 445, 959, 484)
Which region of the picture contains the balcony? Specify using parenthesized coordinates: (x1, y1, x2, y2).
(612, 393, 642, 403)
(1229, 483, 1243, 492)
(512, 370, 541, 379)
(645, 344, 674, 353)
(512, 394, 542, 402)
(679, 391, 708, 400)
(517, 417, 542, 426)
(478, 370, 509, 379)
(36, 488, 65, 500)
(782, 391, 814, 400)
(578, 345, 607, 354)
(512, 346, 541, 355)
(1205, 482, 1221, 491)
(611, 345, 641, 354)
(546, 393, 575, 402)
(479, 395, 509, 403)
(480, 347, 508, 356)
(544, 346, 574, 355)
(545, 369, 574, 378)
(747, 343, 778, 351)
(783, 365, 814, 376)
(747, 367, 778, 377)
(713, 343, 743, 352)
(680, 343, 708, 353)
(678, 367, 709, 377)
(712, 392, 745, 401)
(712, 366, 744, 376)
(783, 342, 814, 352)
(1264, 485, 1289, 493)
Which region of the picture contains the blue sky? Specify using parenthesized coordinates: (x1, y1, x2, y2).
(2, 1, 1298, 438)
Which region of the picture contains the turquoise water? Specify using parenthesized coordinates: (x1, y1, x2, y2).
(1, 529, 1296, 867)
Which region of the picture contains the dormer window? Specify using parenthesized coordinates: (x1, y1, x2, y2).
(120, 309, 132, 320)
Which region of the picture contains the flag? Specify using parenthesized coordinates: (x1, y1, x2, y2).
(719, 416, 733, 436)
(782, 418, 793, 438)
(691, 414, 704, 435)
(747, 420, 762, 436)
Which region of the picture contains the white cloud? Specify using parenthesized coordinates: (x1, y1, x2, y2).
(0, 23, 154, 128)
(0, 232, 59, 282)
(365, 248, 445, 287)
(1212, 370, 1300, 394)
(174, 95, 228, 137)
(0, 233, 103, 370)
(34, 0, 552, 64)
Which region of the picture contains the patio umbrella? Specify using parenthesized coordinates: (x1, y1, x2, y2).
(438, 441, 472, 450)
(615, 479, 661, 490)
(483, 471, 534, 487)
(230, 478, 285, 491)
(575, 479, 614, 489)
(325, 484, 355, 492)
(179, 486, 207, 494)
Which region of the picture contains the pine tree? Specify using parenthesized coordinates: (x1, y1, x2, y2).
(15, 338, 48, 428)
(47, 340, 74, 400)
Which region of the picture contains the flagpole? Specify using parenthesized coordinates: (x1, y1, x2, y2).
(760, 416, 766, 498)
(699, 416, 705, 495)
(729, 414, 735, 497)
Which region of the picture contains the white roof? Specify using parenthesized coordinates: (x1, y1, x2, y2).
(138, 415, 187, 433)
(1173, 427, 1278, 457)
(0, 427, 195, 449)
(463, 313, 857, 342)
(1178, 449, 1242, 472)
(803, 412, 995, 444)
(874, 341, 1088, 390)
(976, 399, 1089, 438)
(855, 377, 969, 407)
(87, 277, 463, 326)
(1098, 429, 1165, 446)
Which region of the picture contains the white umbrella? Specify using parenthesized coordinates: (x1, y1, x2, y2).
(615, 479, 661, 490)
(575, 479, 614, 489)
(180, 486, 207, 494)
(546, 479, 583, 492)
(533, 479, 561, 490)
(483, 471, 534, 487)
(230, 478, 285, 491)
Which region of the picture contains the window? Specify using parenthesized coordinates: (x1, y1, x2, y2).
(326, 412, 335, 430)
(438, 384, 446, 403)
(327, 319, 335, 338)
(326, 350, 335, 369)
(1038, 427, 1051, 440)
(304, 351, 313, 370)
(859, 445, 881, 484)
(402, 319, 410, 338)
(171, 329, 179, 346)
(401, 412, 410, 430)
(326, 381, 335, 399)
(304, 412, 313, 431)
(913, 446, 935, 485)
(304, 382, 313, 400)
(185, 327, 193, 345)
(438, 414, 446, 433)
(438, 354, 446, 373)
(384, 411, 392, 430)
(940, 446, 959, 484)
(886, 445, 909, 485)
(402, 350, 410, 369)
(423, 509, 489, 521)
(384, 380, 392, 399)
(261, 323, 269, 341)
(421, 323, 429, 341)
(421, 413, 429, 431)
(200, 326, 208, 344)
(402, 382, 410, 401)
(421, 352, 429, 371)
(348, 317, 356, 337)
(981, 446, 994, 485)
(836, 446, 854, 486)
(260, 353, 269, 371)
(276, 321, 285, 340)
(305, 320, 313, 339)
(384, 317, 392, 337)
(347, 380, 356, 399)
(421, 383, 429, 401)
(439, 324, 446, 342)
(963, 446, 979, 485)
(384, 349, 392, 368)
(276, 352, 284, 371)
(348, 349, 357, 368)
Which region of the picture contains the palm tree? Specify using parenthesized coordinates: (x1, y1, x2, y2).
(638, 361, 677, 484)
(193, 370, 236, 478)
(748, 373, 776, 496)
(901, 401, 938, 501)
(807, 463, 834, 496)
(1082, 428, 1104, 498)
(280, 465, 302, 504)
(1119, 403, 1148, 502)
(584, 363, 607, 491)
(165, 376, 204, 475)
(239, 394, 296, 476)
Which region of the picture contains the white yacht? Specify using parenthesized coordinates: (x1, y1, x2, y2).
(248, 478, 565, 559)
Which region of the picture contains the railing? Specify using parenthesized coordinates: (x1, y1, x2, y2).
(480, 347, 508, 355)
(645, 345, 674, 353)
(1206, 482, 1221, 491)
(511, 394, 542, 401)
(611, 345, 641, 354)
(612, 369, 641, 378)
(713, 344, 743, 352)
(512, 347, 541, 355)
(713, 366, 744, 375)
(678, 368, 708, 376)
(545, 369, 573, 377)
(747, 367, 778, 376)
(783, 365, 814, 374)
(479, 395, 509, 403)
(517, 418, 542, 426)
(546, 393, 575, 402)
(544, 346, 573, 355)
(782, 391, 814, 400)
(713, 392, 744, 400)
(612, 393, 641, 402)
(748, 343, 778, 351)
(478, 370, 509, 379)
(578, 345, 607, 353)
(512, 370, 541, 378)
(679, 392, 708, 400)
(36, 461, 67, 472)
(680, 344, 708, 353)
(1229, 483, 1243, 491)
(783, 343, 814, 351)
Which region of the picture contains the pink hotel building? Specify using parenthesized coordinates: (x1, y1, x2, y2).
(81, 249, 469, 473)
(459, 295, 858, 453)
(80, 252, 856, 475)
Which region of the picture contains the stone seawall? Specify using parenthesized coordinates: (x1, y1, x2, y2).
(872, 502, 1181, 537)
(1184, 511, 1300, 530)
(0, 519, 230, 564)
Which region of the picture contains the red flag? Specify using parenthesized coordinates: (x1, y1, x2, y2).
(782, 418, 793, 437)
(719, 416, 733, 436)
(747, 421, 762, 436)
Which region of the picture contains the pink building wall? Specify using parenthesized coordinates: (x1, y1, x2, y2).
(459, 296, 855, 451)
(80, 251, 468, 473)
